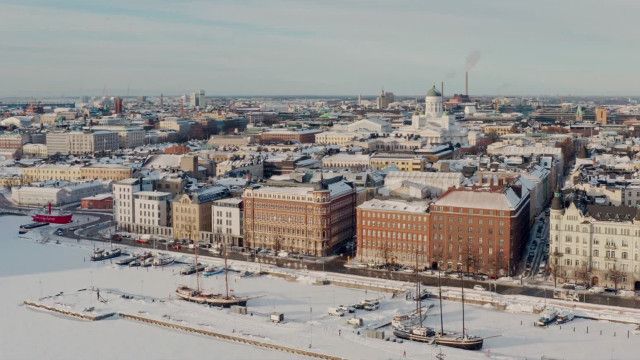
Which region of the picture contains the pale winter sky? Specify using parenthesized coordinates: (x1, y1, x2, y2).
(1, 0, 639, 97)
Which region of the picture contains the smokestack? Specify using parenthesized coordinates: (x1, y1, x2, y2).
(465, 71, 469, 96)
(441, 81, 444, 98)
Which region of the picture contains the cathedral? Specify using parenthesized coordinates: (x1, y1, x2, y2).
(399, 85, 469, 146)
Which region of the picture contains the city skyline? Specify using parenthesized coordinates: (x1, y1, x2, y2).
(2, 0, 640, 97)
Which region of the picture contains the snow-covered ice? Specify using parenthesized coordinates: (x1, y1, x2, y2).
(1, 215, 639, 360)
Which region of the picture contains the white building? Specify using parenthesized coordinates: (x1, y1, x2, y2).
(550, 193, 640, 290)
(315, 131, 360, 145)
(322, 153, 370, 170)
(341, 118, 392, 134)
(11, 181, 108, 206)
(113, 178, 154, 231)
(134, 191, 171, 227)
(382, 171, 463, 198)
(211, 198, 243, 246)
(398, 85, 468, 146)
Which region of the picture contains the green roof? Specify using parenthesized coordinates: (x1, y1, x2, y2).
(426, 85, 441, 97)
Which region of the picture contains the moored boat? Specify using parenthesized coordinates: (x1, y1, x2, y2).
(152, 255, 175, 267)
(32, 203, 72, 224)
(434, 333, 484, 350)
(535, 309, 558, 327)
(180, 263, 206, 275)
(116, 256, 136, 265)
(393, 325, 435, 343)
(556, 310, 574, 324)
(90, 248, 122, 261)
(175, 286, 249, 307)
(203, 265, 224, 276)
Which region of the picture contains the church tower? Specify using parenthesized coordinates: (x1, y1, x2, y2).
(425, 84, 443, 118)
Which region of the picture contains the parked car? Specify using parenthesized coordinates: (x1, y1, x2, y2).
(473, 285, 486, 291)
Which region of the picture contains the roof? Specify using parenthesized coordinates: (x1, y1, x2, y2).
(434, 188, 525, 211)
(586, 204, 638, 222)
(426, 85, 442, 97)
(359, 199, 428, 213)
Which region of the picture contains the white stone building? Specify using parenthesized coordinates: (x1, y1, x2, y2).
(211, 197, 244, 246)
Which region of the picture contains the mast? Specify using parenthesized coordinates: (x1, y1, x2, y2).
(194, 232, 200, 293)
(460, 268, 466, 339)
(438, 266, 444, 335)
(224, 241, 230, 299)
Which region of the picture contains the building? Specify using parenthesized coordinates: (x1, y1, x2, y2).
(369, 154, 426, 172)
(113, 177, 154, 232)
(258, 129, 321, 144)
(11, 181, 108, 206)
(322, 153, 370, 171)
(0, 133, 28, 150)
(382, 171, 463, 199)
(376, 89, 395, 109)
(595, 107, 608, 125)
(191, 89, 205, 108)
(21, 143, 48, 158)
(22, 164, 132, 183)
(550, 192, 640, 290)
(211, 198, 244, 247)
(356, 199, 429, 268)
(315, 131, 360, 145)
(243, 180, 357, 256)
(80, 194, 113, 210)
(429, 186, 530, 276)
(343, 118, 392, 134)
(113, 97, 123, 114)
(172, 186, 230, 241)
(133, 191, 172, 236)
(46, 131, 119, 155)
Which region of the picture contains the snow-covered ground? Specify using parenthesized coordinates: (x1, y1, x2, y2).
(2, 215, 639, 360)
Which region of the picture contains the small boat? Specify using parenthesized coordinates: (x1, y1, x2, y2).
(19, 222, 49, 234)
(175, 286, 249, 308)
(203, 266, 224, 276)
(434, 333, 484, 350)
(129, 260, 141, 267)
(116, 256, 136, 266)
(91, 248, 122, 261)
(393, 325, 435, 343)
(152, 255, 175, 267)
(535, 309, 558, 327)
(556, 310, 575, 324)
(180, 263, 206, 275)
(141, 257, 154, 267)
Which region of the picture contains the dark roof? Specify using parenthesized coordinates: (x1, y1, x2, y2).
(585, 204, 638, 222)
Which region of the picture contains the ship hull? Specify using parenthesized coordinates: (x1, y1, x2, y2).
(393, 329, 435, 343)
(32, 214, 73, 224)
(176, 288, 248, 308)
(435, 336, 483, 350)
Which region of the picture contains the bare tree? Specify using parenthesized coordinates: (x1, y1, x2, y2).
(574, 264, 591, 287)
(607, 267, 625, 291)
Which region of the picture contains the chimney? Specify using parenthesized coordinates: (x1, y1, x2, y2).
(465, 71, 469, 96)
(441, 81, 444, 98)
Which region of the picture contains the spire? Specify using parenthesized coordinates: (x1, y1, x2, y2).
(551, 188, 563, 210)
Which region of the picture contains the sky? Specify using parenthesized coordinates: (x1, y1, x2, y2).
(1, 0, 639, 97)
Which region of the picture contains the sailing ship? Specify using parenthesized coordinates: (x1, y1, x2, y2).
(434, 267, 484, 351)
(392, 248, 436, 343)
(175, 240, 249, 308)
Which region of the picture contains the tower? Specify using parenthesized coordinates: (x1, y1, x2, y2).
(424, 84, 443, 118)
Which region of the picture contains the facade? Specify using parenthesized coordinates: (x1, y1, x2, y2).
(369, 154, 426, 172)
(172, 187, 230, 241)
(322, 154, 370, 171)
(429, 186, 530, 276)
(80, 194, 113, 210)
(243, 181, 356, 256)
(46, 131, 119, 155)
(0, 133, 28, 150)
(315, 131, 360, 145)
(211, 198, 244, 246)
(11, 181, 108, 206)
(113, 177, 154, 232)
(22, 164, 132, 183)
(550, 194, 640, 290)
(258, 129, 321, 144)
(21, 143, 48, 158)
(356, 199, 430, 268)
(133, 191, 172, 234)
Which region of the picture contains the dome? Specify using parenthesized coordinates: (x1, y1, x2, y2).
(426, 85, 441, 97)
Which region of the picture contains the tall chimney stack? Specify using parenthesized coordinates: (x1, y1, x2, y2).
(441, 81, 444, 98)
(465, 71, 469, 96)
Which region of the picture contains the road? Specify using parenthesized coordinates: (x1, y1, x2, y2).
(2, 197, 639, 310)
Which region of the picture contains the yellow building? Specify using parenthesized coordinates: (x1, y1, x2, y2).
(595, 107, 608, 125)
(370, 154, 425, 172)
(482, 125, 515, 136)
(22, 164, 132, 183)
(172, 187, 230, 241)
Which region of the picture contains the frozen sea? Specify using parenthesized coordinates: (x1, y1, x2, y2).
(1, 215, 638, 360)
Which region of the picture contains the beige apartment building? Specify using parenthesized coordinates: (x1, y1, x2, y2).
(22, 164, 131, 183)
(172, 187, 230, 241)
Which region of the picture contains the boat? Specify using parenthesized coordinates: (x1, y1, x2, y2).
(180, 263, 206, 275)
(433, 267, 484, 351)
(32, 203, 73, 224)
(152, 255, 174, 267)
(556, 310, 575, 324)
(141, 257, 154, 267)
(129, 260, 141, 267)
(175, 286, 249, 307)
(535, 309, 558, 326)
(90, 248, 122, 261)
(203, 265, 224, 276)
(19, 222, 49, 234)
(393, 325, 435, 343)
(392, 247, 435, 343)
(176, 240, 250, 308)
(116, 256, 136, 266)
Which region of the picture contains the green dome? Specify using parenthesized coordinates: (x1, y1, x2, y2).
(426, 85, 441, 97)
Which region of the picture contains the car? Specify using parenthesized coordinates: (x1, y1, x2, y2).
(603, 287, 618, 294)
(337, 305, 355, 313)
(473, 285, 486, 291)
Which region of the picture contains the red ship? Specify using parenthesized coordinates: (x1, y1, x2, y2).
(32, 203, 73, 224)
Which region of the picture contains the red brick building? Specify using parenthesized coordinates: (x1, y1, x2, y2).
(164, 144, 191, 155)
(258, 129, 321, 144)
(429, 186, 530, 276)
(356, 199, 430, 268)
(80, 194, 113, 210)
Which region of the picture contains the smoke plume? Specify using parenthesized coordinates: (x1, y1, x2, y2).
(465, 50, 481, 71)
